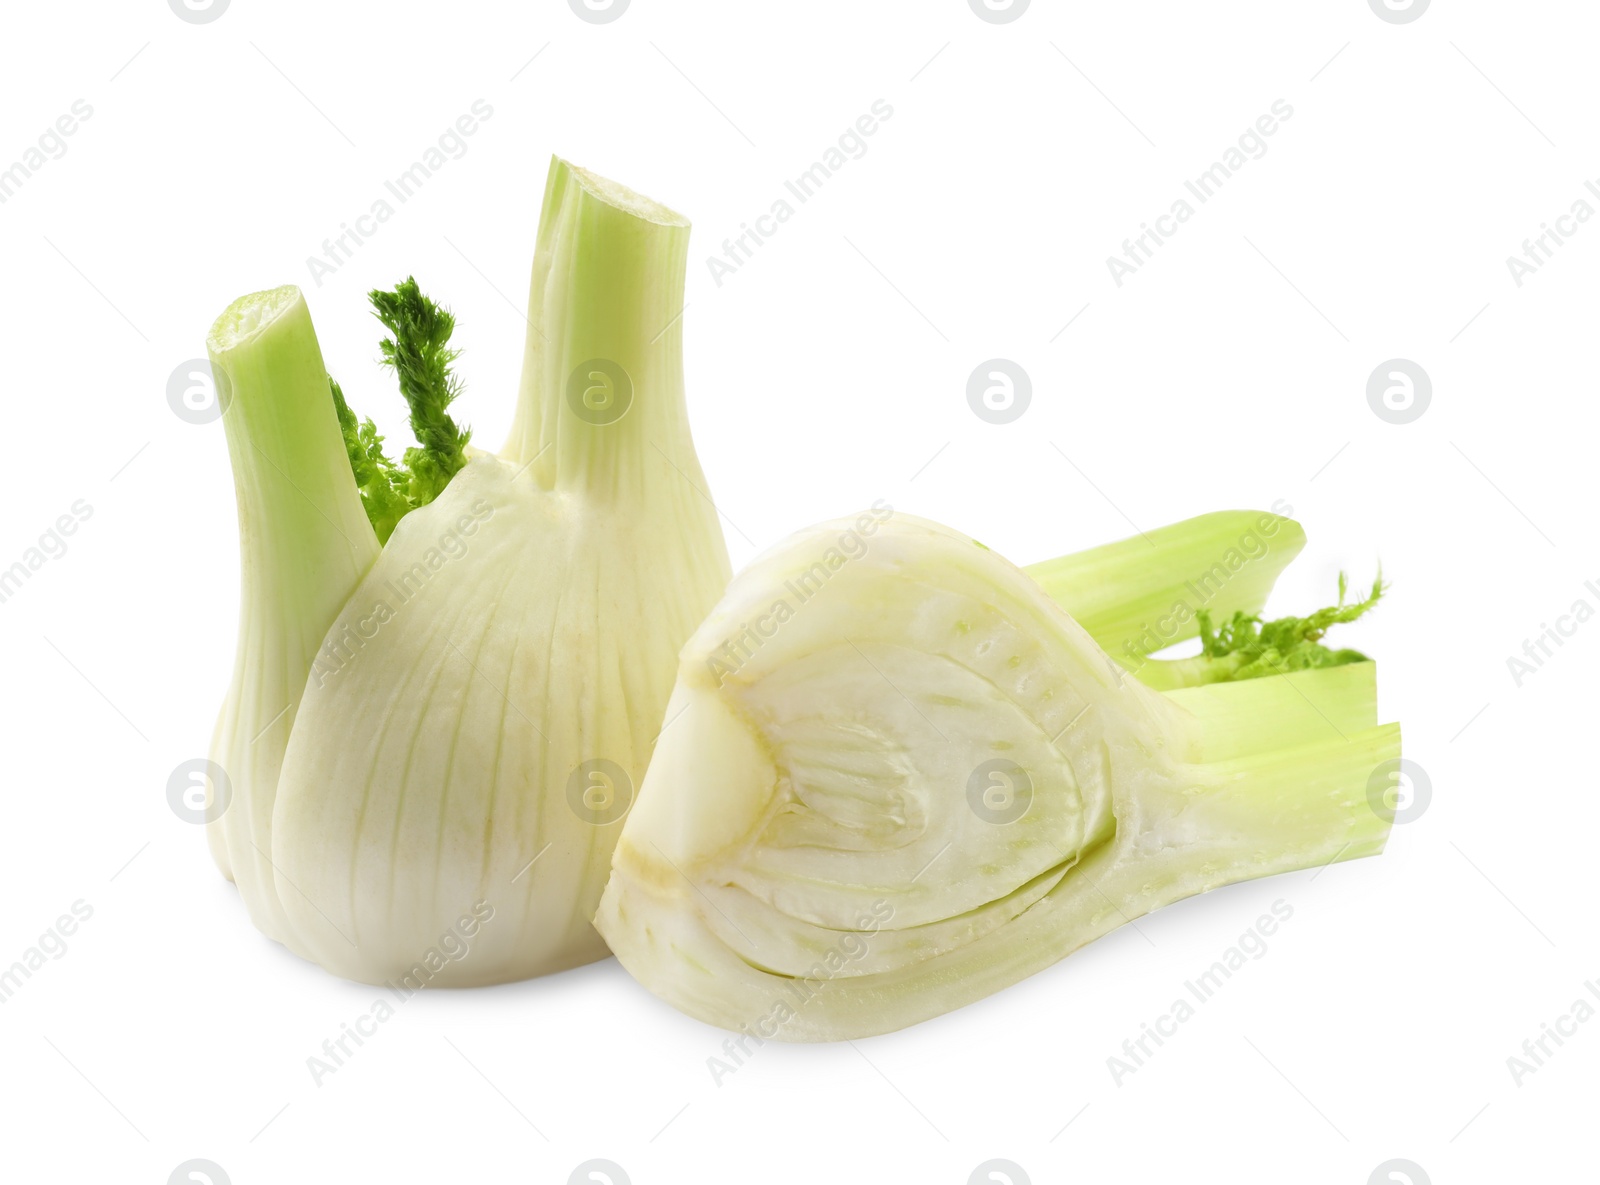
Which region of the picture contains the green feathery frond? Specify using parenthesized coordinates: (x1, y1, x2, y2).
(370, 277, 471, 506)
(1194, 571, 1385, 682)
(326, 278, 472, 544)
(329, 379, 411, 544)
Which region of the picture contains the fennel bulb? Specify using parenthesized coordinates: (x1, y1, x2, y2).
(205, 159, 731, 985)
(594, 509, 1398, 1040)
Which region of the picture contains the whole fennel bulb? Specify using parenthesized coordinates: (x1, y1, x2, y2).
(205, 159, 731, 984)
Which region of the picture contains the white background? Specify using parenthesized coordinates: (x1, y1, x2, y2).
(0, 0, 1591, 1181)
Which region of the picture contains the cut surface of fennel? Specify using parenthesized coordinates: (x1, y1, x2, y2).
(594, 511, 1398, 1040)
(206, 159, 731, 984)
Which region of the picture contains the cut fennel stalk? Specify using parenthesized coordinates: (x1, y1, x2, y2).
(206, 159, 731, 984)
(594, 510, 1398, 1040)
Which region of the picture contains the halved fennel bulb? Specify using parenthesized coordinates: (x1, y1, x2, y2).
(594, 510, 1398, 1039)
(206, 159, 731, 984)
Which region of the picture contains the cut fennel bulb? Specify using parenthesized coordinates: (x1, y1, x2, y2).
(594, 510, 1398, 1040)
(206, 159, 731, 984)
